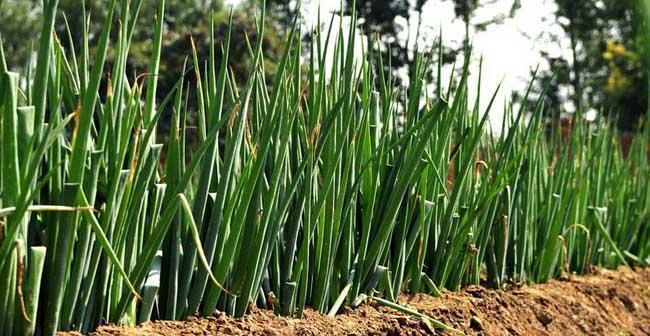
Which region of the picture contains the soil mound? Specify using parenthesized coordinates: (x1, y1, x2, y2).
(60, 267, 650, 336)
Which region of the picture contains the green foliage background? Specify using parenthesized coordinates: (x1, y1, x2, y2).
(2, 0, 648, 130)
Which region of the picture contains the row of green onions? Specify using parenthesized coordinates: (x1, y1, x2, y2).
(0, 1, 648, 335)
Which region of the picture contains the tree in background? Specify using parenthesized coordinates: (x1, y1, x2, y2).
(532, 0, 647, 130)
(264, 0, 299, 29)
(3, 0, 645, 130)
(0, 0, 42, 68)
(0, 0, 285, 92)
(636, 0, 650, 117)
(343, 0, 437, 87)
(452, 0, 479, 49)
(345, 0, 516, 89)
(451, 0, 520, 49)
(0, 0, 286, 139)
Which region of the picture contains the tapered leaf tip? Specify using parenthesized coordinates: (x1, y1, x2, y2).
(0, 33, 7, 72)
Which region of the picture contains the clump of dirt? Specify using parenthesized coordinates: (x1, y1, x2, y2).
(60, 267, 650, 336)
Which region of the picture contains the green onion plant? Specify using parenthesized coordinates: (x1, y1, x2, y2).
(0, 1, 648, 335)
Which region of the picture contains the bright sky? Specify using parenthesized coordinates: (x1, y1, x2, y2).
(226, 0, 572, 128)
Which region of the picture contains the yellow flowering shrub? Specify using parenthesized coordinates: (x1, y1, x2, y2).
(603, 40, 638, 96)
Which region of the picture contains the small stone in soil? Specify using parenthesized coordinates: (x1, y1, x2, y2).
(396, 316, 409, 326)
(470, 316, 484, 331)
(535, 310, 553, 326)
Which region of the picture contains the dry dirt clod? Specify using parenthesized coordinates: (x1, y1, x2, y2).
(535, 309, 554, 326)
(262, 329, 280, 336)
(619, 295, 636, 312)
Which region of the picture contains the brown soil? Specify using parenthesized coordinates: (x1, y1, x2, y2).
(60, 267, 650, 336)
